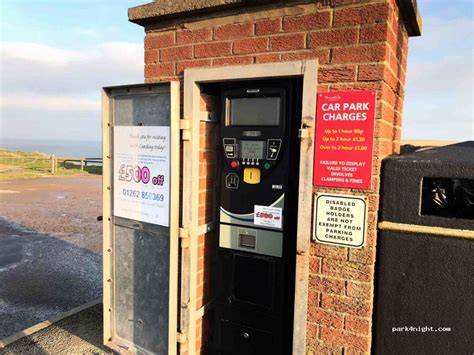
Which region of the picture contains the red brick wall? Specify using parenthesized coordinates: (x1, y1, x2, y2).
(143, 0, 409, 353)
(196, 99, 220, 354)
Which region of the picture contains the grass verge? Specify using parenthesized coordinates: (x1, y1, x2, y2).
(0, 149, 102, 181)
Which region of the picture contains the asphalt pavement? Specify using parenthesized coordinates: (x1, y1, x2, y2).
(0, 175, 102, 339)
(0, 218, 102, 338)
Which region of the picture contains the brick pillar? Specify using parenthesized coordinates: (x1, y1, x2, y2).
(130, 0, 421, 353)
(307, 1, 412, 353)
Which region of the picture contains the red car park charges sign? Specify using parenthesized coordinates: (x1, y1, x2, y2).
(313, 91, 376, 189)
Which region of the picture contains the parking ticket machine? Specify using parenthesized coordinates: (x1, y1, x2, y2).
(214, 79, 302, 354)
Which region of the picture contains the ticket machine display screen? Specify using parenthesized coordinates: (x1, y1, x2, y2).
(229, 97, 280, 126)
(240, 141, 264, 159)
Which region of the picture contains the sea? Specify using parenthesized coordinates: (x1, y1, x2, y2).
(0, 138, 102, 158)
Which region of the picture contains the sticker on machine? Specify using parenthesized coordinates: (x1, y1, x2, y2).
(254, 205, 283, 229)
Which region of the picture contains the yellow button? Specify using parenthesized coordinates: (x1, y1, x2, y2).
(243, 167, 261, 184)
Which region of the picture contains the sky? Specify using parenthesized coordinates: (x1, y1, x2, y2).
(0, 0, 472, 142)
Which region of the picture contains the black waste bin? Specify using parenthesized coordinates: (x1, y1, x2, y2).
(374, 142, 474, 355)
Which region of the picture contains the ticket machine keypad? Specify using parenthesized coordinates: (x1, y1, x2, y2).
(223, 138, 282, 188)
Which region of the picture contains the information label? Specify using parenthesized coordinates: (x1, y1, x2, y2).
(113, 126, 170, 226)
(314, 91, 376, 189)
(254, 205, 283, 229)
(313, 193, 367, 248)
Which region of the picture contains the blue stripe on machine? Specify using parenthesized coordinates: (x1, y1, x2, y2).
(221, 208, 254, 222)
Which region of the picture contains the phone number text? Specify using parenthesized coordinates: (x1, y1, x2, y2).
(122, 189, 165, 202)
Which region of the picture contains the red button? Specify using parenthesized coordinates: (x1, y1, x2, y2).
(230, 160, 238, 168)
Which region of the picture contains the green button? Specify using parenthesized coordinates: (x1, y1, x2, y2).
(264, 162, 271, 169)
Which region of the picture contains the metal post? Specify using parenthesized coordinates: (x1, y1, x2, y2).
(51, 155, 55, 174)
(80, 159, 84, 172)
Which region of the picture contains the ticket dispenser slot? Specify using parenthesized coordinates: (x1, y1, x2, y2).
(214, 78, 302, 354)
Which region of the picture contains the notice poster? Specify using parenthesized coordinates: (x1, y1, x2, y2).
(313, 193, 367, 248)
(314, 91, 376, 189)
(113, 126, 170, 226)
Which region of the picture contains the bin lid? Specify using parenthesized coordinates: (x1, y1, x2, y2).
(380, 141, 474, 231)
(390, 141, 474, 166)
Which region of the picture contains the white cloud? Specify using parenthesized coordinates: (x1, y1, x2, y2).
(0, 106, 101, 141)
(409, 16, 473, 54)
(1, 41, 143, 95)
(406, 55, 473, 95)
(0, 41, 143, 140)
(0, 94, 99, 111)
(403, 53, 473, 141)
(1, 43, 74, 65)
(402, 11, 474, 141)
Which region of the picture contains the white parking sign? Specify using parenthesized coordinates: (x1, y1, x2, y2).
(313, 193, 367, 248)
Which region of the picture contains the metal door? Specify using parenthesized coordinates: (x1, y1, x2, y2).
(102, 82, 180, 354)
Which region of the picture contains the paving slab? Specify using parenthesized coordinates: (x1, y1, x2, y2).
(0, 304, 112, 354)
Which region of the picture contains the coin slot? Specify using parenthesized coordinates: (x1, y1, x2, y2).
(243, 167, 261, 184)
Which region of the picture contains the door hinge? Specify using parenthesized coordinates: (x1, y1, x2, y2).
(298, 128, 309, 139)
(180, 118, 191, 141)
(298, 122, 312, 139)
(177, 331, 188, 353)
(179, 227, 190, 248)
(177, 332, 187, 344)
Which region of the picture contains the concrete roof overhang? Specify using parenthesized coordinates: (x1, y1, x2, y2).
(128, 0, 422, 36)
